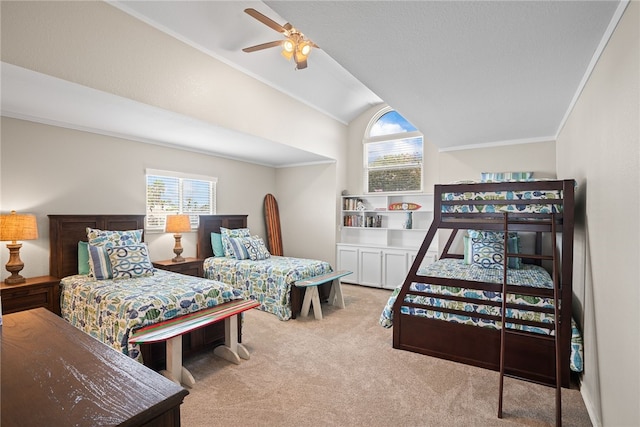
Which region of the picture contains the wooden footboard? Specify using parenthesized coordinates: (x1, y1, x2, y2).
(394, 314, 567, 387)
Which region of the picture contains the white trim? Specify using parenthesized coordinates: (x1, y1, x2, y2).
(274, 159, 336, 169)
(555, 0, 630, 137)
(580, 379, 603, 427)
(145, 168, 218, 184)
(438, 136, 555, 152)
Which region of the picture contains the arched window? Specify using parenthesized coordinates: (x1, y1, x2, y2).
(364, 107, 423, 193)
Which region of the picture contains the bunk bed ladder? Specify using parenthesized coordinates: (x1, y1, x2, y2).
(497, 212, 562, 426)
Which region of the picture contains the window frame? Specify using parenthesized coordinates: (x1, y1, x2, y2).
(363, 107, 424, 194)
(145, 168, 217, 233)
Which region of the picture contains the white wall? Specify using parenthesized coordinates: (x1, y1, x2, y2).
(0, 117, 276, 279)
(438, 141, 556, 183)
(275, 164, 337, 263)
(556, 2, 639, 425)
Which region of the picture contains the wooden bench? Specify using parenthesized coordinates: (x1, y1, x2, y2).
(129, 298, 259, 387)
(294, 270, 352, 320)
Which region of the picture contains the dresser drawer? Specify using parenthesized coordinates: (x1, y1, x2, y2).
(1, 276, 60, 315)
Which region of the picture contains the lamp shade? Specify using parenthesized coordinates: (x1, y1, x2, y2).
(0, 211, 38, 242)
(165, 214, 191, 234)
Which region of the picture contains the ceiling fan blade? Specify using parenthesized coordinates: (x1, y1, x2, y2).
(242, 40, 283, 53)
(244, 8, 287, 34)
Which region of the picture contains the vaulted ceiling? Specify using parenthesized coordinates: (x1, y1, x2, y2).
(1, 1, 624, 166)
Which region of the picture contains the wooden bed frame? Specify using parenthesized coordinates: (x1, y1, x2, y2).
(196, 214, 331, 319)
(393, 180, 575, 388)
(49, 214, 228, 371)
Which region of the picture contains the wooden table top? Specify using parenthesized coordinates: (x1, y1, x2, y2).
(1, 308, 189, 427)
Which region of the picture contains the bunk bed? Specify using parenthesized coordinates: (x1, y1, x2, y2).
(197, 215, 334, 320)
(380, 179, 581, 392)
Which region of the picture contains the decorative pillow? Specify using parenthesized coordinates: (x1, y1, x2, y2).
(220, 227, 251, 257)
(229, 236, 272, 261)
(480, 172, 534, 182)
(245, 236, 271, 261)
(88, 244, 113, 280)
(86, 227, 143, 247)
(210, 232, 225, 257)
(467, 230, 521, 269)
(78, 241, 90, 275)
(107, 244, 154, 280)
(86, 228, 143, 277)
(229, 237, 251, 260)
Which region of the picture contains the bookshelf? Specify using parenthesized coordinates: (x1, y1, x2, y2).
(337, 193, 438, 289)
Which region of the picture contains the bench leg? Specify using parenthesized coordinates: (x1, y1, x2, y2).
(213, 314, 242, 364)
(161, 335, 195, 388)
(301, 286, 323, 320)
(329, 279, 345, 309)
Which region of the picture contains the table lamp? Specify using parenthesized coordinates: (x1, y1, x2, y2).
(0, 210, 39, 284)
(165, 214, 191, 263)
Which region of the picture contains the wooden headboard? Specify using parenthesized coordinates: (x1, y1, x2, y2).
(49, 215, 146, 279)
(196, 215, 248, 260)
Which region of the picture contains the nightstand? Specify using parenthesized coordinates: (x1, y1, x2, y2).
(152, 258, 204, 278)
(0, 276, 61, 315)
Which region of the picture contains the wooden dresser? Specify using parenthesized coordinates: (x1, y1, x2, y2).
(1, 308, 189, 427)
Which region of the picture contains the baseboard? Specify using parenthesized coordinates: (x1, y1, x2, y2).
(579, 378, 602, 427)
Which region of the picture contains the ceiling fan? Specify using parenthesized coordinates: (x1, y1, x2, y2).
(242, 8, 319, 70)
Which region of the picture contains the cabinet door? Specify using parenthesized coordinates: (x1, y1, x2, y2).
(382, 250, 409, 290)
(337, 246, 359, 284)
(358, 248, 382, 287)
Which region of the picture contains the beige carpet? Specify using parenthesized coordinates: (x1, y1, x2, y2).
(181, 284, 591, 427)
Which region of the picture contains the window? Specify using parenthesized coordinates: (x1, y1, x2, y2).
(145, 169, 217, 232)
(364, 108, 423, 193)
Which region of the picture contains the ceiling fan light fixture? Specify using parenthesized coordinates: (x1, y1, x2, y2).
(242, 8, 319, 70)
(298, 40, 312, 57)
(283, 38, 295, 53)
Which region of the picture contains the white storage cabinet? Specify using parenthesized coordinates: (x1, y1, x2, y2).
(337, 193, 438, 290)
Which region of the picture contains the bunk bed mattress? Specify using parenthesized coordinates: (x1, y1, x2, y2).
(379, 259, 583, 372)
(60, 269, 242, 361)
(441, 188, 564, 213)
(203, 255, 333, 321)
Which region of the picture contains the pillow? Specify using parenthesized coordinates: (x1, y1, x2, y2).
(107, 244, 154, 280)
(86, 228, 143, 277)
(229, 236, 272, 261)
(86, 227, 143, 247)
(229, 237, 251, 260)
(220, 227, 251, 257)
(245, 236, 271, 261)
(88, 244, 113, 280)
(78, 241, 90, 275)
(210, 232, 225, 257)
(480, 172, 533, 182)
(466, 230, 521, 269)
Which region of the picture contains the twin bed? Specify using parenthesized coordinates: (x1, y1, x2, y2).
(50, 213, 334, 370)
(196, 215, 334, 320)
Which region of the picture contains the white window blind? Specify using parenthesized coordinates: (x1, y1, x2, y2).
(145, 169, 217, 232)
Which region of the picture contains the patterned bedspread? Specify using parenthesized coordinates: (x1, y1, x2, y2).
(441, 188, 564, 214)
(379, 259, 584, 372)
(203, 255, 333, 320)
(60, 270, 242, 361)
